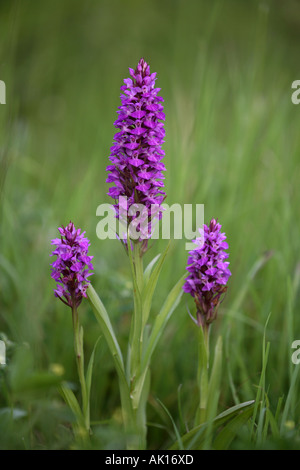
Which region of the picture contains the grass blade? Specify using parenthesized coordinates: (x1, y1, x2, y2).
(213, 404, 255, 449)
(156, 397, 184, 450)
(170, 400, 255, 450)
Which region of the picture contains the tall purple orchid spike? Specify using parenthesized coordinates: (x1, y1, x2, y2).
(106, 58, 166, 252)
(50, 221, 94, 309)
(183, 219, 231, 327)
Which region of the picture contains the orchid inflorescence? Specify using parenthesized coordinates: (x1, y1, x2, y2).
(183, 218, 231, 327)
(50, 221, 94, 309)
(106, 58, 166, 251)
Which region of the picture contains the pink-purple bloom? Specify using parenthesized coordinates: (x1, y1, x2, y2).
(106, 58, 166, 248)
(50, 222, 94, 309)
(183, 219, 231, 326)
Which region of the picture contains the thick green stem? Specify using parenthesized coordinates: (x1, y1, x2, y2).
(72, 305, 89, 433)
(127, 240, 148, 449)
(195, 323, 210, 425)
(129, 242, 144, 381)
(133, 367, 150, 450)
(87, 284, 134, 448)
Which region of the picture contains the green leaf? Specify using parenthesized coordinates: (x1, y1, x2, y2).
(87, 283, 124, 374)
(213, 404, 255, 449)
(207, 336, 223, 414)
(135, 368, 151, 449)
(143, 253, 161, 285)
(85, 336, 101, 412)
(266, 407, 280, 439)
(141, 273, 185, 373)
(250, 312, 271, 440)
(131, 274, 185, 411)
(156, 398, 184, 450)
(194, 325, 209, 426)
(280, 363, 300, 435)
(141, 242, 170, 328)
(128, 241, 143, 378)
(170, 400, 255, 450)
(214, 400, 255, 420)
(200, 335, 223, 448)
(87, 284, 134, 433)
(59, 383, 85, 429)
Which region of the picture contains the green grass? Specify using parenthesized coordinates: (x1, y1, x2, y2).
(1, 0, 300, 449)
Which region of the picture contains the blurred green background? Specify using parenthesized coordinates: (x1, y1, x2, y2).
(1, 0, 300, 449)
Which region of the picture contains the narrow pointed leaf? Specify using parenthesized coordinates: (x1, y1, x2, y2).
(213, 404, 255, 449)
(87, 283, 124, 374)
(85, 336, 101, 407)
(87, 284, 133, 430)
(141, 242, 170, 328)
(156, 397, 184, 450)
(60, 383, 85, 428)
(141, 273, 185, 373)
(143, 253, 161, 285)
(170, 400, 255, 450)
(207, 336, 223, 414)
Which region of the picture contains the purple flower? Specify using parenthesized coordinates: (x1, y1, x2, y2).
(183, 219, 231, 326)
(106, 58, 166, 249)
(50, 222, 94, 309)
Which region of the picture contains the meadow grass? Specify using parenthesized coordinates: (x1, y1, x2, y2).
(0, 0, 300, 449)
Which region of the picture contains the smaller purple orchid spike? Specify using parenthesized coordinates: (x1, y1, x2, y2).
(50, 221, 94, 309)
(183, 218, 231, 327)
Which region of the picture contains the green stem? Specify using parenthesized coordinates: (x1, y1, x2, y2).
(72, 305, 89, 433)
(129, 242, 144, 381)
(134, 242, 144, 294)
(127, 240, 148, 449)
(134, 368, 150, 450)
(87, 284, 134, 448)
(195, 323, 210, 426)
